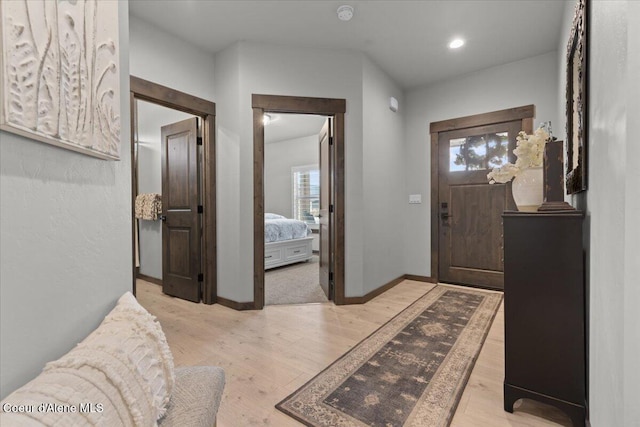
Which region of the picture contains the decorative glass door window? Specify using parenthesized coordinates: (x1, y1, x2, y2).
(292, 165, 320, 224)
(449, 132, 509, 172)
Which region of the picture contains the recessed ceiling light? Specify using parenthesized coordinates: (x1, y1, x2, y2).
(449, 38, 465, 49)
(337, 5, 354, 21)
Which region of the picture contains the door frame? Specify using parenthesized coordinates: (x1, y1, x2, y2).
(429, 105, 535, 284)
(252, 94, 346, 309)
(130, 76, 217, 304)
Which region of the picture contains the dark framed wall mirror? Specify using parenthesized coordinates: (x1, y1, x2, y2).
(565, 0, 589, 194)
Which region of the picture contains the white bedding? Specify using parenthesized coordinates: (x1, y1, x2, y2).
(265, 213, 310, 243)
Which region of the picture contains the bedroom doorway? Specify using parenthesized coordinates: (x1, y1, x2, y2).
(130, 77, 217, 304)
(253, 95, 346, 309)
(263, 113, 327, 305)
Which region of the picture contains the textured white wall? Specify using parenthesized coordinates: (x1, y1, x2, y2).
(561, 0, 640, 424)
(362, 57, 406, 293)
(213, 44, 242, 301)
(264, 135, 319, 219)
(129, 16, 215, 100)
(0, 2, 131, 398)
(403, 51, 559, 277)
(624, 3, 640, 423)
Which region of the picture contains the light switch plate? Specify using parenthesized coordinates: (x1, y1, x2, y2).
(409, 194, 422, 204)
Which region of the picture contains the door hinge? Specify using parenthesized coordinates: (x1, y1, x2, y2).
(198, 273, 204, 282)
(197, 137, 203, 146)
(329, 204, 334, 213)
(197, 205, 203, 214)
(329, 271, 334, 281)
(329, 136, 334, 146)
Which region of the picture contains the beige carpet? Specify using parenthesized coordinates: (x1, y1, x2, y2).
(265, 255, 328, 305)
(276, 285, 503, 426)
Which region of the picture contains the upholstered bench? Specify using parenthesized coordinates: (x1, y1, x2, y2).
(159, 366, 224, 427)
(0, 292, 225, 426)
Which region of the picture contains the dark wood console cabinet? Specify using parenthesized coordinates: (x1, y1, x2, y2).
(503, 211, 586, 426)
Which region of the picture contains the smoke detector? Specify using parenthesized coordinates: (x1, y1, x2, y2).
(337, 5, 354, 21)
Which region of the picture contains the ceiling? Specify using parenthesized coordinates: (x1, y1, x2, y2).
(136, 99, 196, 144)
(264, 114, 327, 144)
(129, 0, 567, 90)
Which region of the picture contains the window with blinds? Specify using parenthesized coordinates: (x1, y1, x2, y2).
(292, 165, 320, 224)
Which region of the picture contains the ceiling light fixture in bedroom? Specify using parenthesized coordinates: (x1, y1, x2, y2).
(449, 38, 465, 49)
(262, 114, 280, 126)
(337, 5, 354, 21)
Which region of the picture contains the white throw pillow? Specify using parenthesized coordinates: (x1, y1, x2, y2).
(0, 292, 174, 426)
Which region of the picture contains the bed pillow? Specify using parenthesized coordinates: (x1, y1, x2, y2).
(265, 213, 286, 219)
(0, 292, 175, 426)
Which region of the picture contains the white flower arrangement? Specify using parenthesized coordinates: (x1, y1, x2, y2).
(487, 126, 550, 184)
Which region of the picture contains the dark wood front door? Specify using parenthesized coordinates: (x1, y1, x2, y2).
(438, 121, 520, 290)
(161, 117, 201, 302)
(319, 118, 332, 299)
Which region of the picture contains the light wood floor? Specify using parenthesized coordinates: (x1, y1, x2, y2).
(137, 279, 572, 427)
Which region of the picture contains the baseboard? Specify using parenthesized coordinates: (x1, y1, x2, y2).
(342, 275, 406, 305)
(339, 274, 437, 305)
(404, 274, 437, 283)
(216, 296, 256, 311)
(585, 402, 590, 427)
(137, 273, 162, 286)
(229, 273, 433, 309)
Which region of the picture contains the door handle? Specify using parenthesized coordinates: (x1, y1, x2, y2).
(440, 213, 452, 220)
(159, 215, 167, 222)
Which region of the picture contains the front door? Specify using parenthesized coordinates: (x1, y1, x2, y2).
(161, 117, 201, 302)
(319, 119, 332, 299)
(438, 121, 520, 290)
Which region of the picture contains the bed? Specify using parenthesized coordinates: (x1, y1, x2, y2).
(264, 213, 314, 269)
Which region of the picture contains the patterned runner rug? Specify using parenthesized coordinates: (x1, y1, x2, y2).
(276, 285, 502, 427)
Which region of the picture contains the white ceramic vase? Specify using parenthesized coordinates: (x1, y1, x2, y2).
(512, 167, 543, 212)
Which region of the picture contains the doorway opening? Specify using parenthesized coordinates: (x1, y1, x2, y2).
(130, 76, 217, 304)
(263, 113, 328, 305)
(253, 95, 346, 310)
(429, 105, 534, 290)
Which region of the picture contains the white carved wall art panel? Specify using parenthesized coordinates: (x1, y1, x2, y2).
(0, 0, 120, 160)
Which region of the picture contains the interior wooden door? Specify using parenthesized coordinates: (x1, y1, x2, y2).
(161, 117, 201, 302)
(319, 118, 332, 299)
(438, 121, 520, 290)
